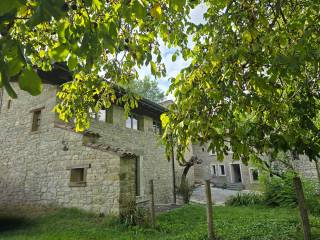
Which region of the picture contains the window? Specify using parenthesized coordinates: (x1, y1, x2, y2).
(219, 164, 226, 176)
(135, 157, 141, 196)
(69, 168, 86, 187)
(91, 108, 113, 123)
(67, 164, 90, 187)
(211, 165, 217, 176)
(126, 114, 138, 130)
(31, 110, 41, 132)
(97, 109, 106, 122)
(250, 169, 259, 182)
(153, 120, 162, 135)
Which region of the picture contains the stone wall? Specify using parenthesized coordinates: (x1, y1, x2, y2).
(0, 84, 122, 214)
(293, 155, 319, 181)
(0, 83, 180, 214)
(88, 105, 177, 204)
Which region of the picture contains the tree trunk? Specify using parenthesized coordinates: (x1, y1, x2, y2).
(293, 176, 311, 240)
(180, 164, 192, 204)
(181, 164, 192, 187)
(314, 160, 320, 184)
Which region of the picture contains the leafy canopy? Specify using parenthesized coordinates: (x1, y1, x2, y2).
(0, 0, 197, 131)
(162, 0, 320, 165)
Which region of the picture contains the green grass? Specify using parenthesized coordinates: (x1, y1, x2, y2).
(0, 205, 319, 240)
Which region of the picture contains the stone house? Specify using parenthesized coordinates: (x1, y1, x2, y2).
(193, 144, 260, 190)
(193, 143, 319, 190)
(0, 75, 194, 215)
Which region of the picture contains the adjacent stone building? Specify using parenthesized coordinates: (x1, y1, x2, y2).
(0, 77, 194, 215)
(193, 143, 319, 190)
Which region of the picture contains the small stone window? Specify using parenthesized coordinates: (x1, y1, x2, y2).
(30, 107, 44, 132)
(68, 165, 90, 187)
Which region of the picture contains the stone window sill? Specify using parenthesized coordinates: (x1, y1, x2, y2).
(69, 182, 87, 187)
(136, 195, 148, 203)
(30, 130, 41, 135)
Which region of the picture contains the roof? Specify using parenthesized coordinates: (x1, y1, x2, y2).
(38, 63, 167, 118)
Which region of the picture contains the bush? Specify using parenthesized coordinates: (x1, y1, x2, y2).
(119, 200, 149, 226)
(226, 192, 264, 206)
(263, 172, 297, 207)
(262, 171, 320, 216)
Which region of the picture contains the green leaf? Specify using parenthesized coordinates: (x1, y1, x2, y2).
(169, 0, 185, 11)
(0, 0, 24, 16)
(2, 70, 17, 98)
(68, 54, 78, 71)
(150, 3, 162, 18)
(27, 0, 65, 27)
(57, 20, 69, 44)
(133, 0, 146, 19)
(92, 0, 101, 10)
(2, 40, 25, 77)
(49, 45, 69, 62)
(18, 65, 42, 96)
(172, 54, 177, 62)
(150, 61, 157, 75)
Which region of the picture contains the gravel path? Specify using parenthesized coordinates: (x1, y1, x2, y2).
(190, 185, 242, 205)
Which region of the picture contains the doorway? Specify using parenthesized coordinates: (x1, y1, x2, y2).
(230, 164, 242, 183)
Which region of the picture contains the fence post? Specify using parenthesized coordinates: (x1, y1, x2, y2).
(149, 179, 156, 228)
(205, 179, 215, 240)
(293, 176, 311, 240)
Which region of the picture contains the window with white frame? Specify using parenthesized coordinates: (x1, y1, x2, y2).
(219, 164, 226, 176)
(126, 114, 139, 130)
(250, 168, 259, 182)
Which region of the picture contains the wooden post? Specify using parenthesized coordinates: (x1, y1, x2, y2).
(293, 176, 311, 240)
(171, 144, 176, 205)
(205, 180, 215, 240)
(149, 179, 156, 228)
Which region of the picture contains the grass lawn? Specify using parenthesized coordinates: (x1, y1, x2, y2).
(0, 204, 319, 240)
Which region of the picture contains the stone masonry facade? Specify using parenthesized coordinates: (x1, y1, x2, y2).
(193, 143, 319, 190)
(0, 83, 194, 214)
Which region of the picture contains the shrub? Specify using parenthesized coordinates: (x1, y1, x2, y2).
(262, 171, 320, 215)
(263, 172, 297, 207)
(119, 200, 149, 226)
(226, 192, 264, 206)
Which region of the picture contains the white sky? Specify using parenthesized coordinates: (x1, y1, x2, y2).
(136, 3, 207, 99)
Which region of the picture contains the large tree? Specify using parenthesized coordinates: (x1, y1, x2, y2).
(160, 1, 319, 239)
(162, 0, 320, 167)
(0, 0, 196, 131)
(126, 75, 165, 103)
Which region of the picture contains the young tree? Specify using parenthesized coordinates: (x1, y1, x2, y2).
(126, 75, 165, 103)
(0, 0, 198, 131)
